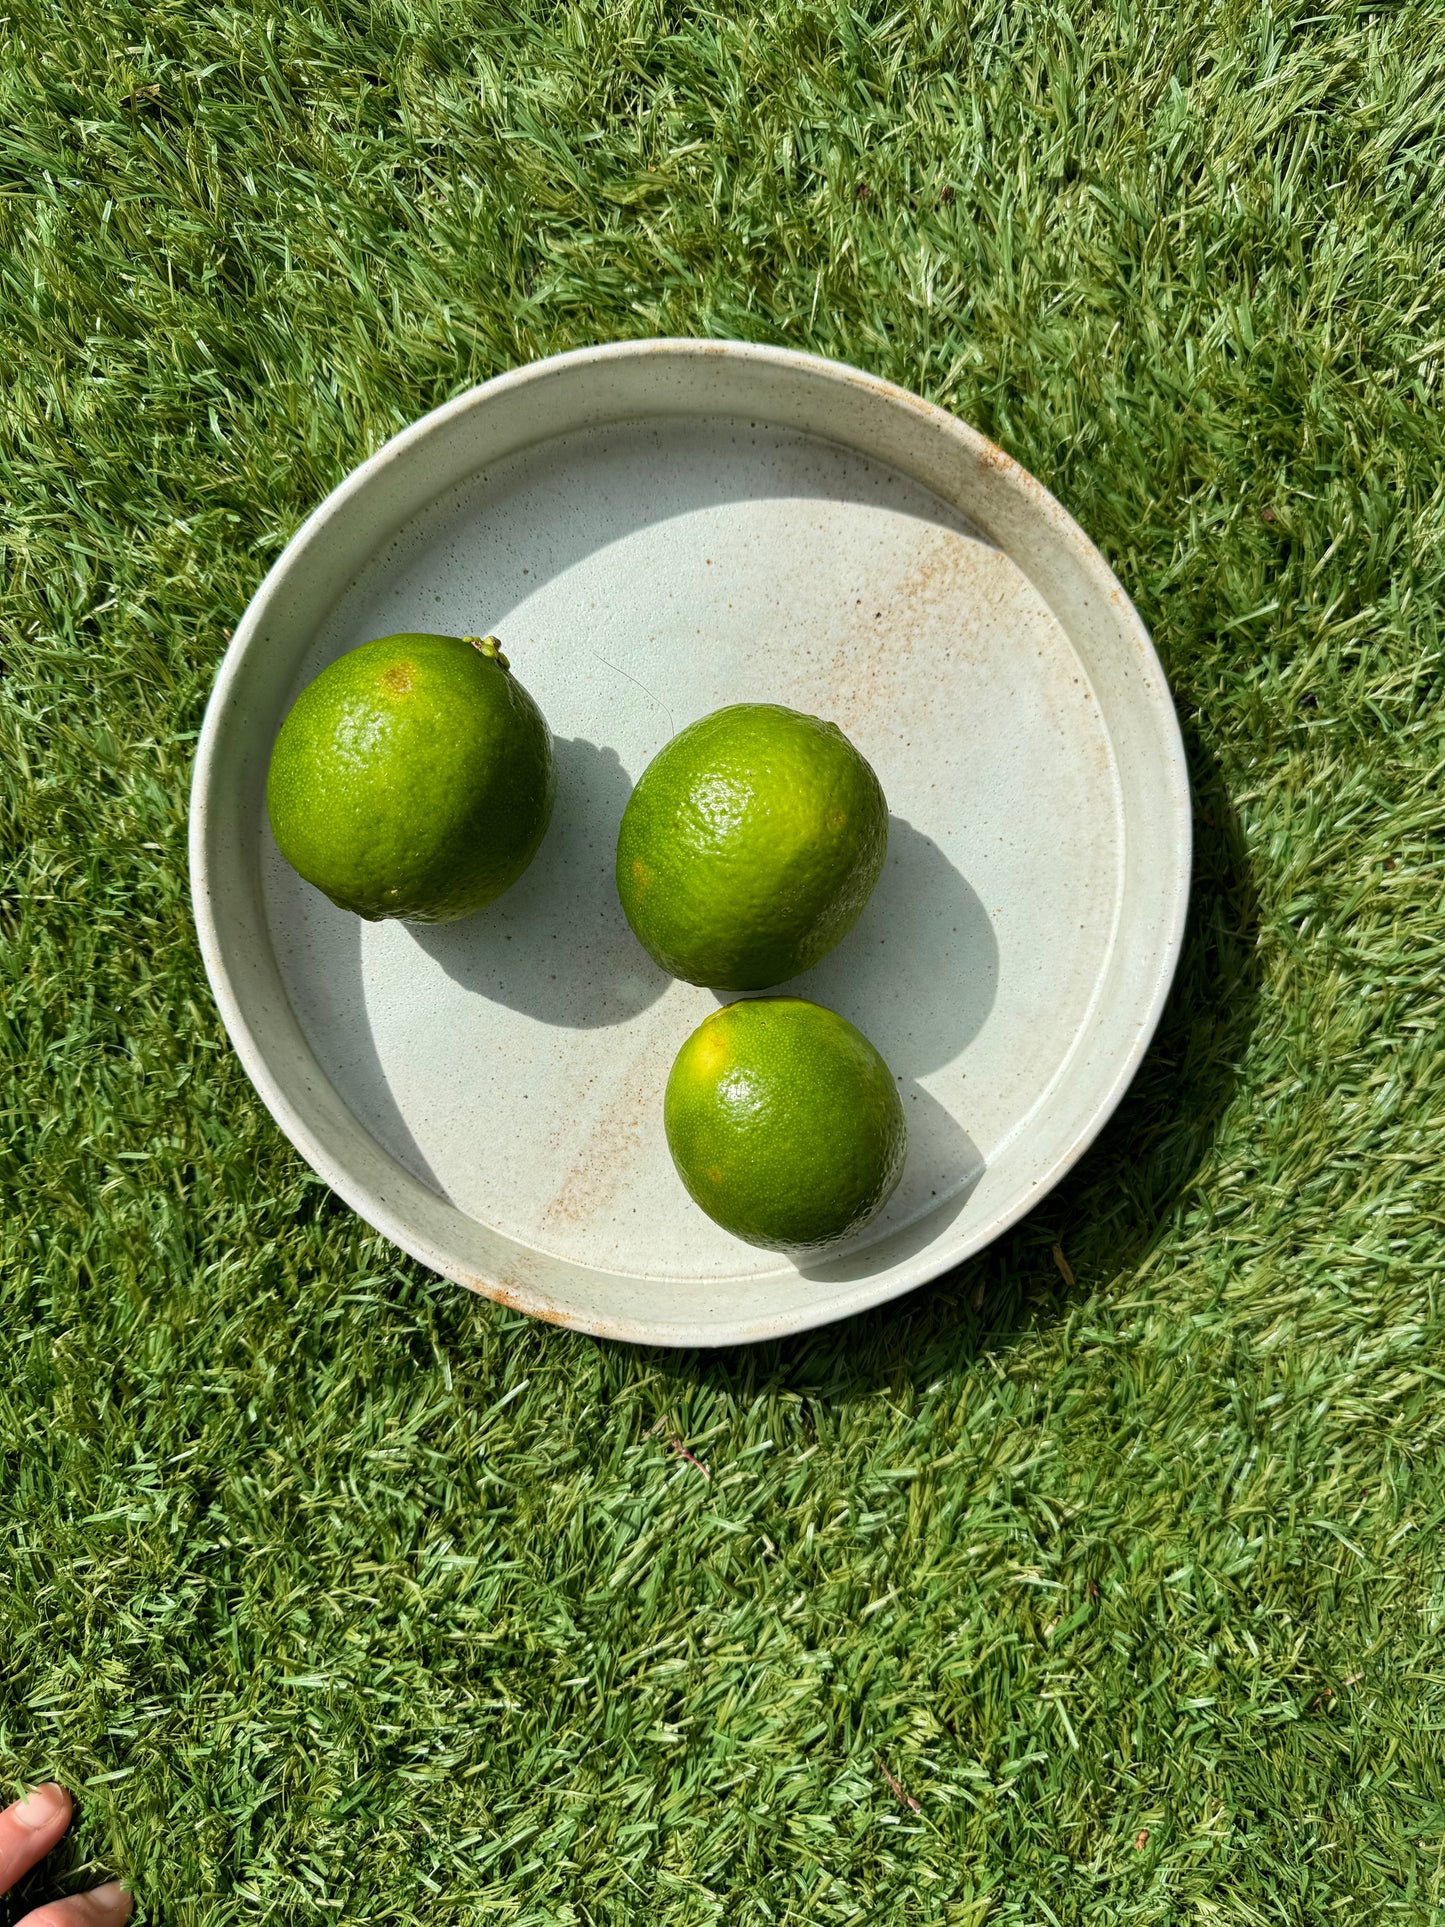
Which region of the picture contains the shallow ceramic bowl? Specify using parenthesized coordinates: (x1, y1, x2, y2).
(190, 339, 1190, 1347)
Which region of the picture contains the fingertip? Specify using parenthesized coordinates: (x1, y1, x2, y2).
(0, 1782, 75, 1892)
(20, 1883, 135, 1926)
(87, 1880, 134, 1922)
(9, 1784, 72, 1832)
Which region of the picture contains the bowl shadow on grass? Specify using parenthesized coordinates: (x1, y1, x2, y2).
(638, 720, 1262, 1402)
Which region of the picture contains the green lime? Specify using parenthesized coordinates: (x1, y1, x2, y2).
(615, 703, 888, 991)
(664, 997, 907, 1250)
(266, 632, 554, 922)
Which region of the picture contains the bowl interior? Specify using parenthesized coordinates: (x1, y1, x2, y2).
(192, 345, 1188, 1344)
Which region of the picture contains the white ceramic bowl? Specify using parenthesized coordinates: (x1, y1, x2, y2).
(190, 339, 1190, 1346)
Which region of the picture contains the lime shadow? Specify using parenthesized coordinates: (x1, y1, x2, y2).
(410, 737, 669, 1029)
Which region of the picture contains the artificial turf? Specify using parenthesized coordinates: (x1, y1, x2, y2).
(2, 0, 1444, 1919)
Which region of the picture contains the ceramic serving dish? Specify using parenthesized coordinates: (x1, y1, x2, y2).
(190, 339, 1190, 1346)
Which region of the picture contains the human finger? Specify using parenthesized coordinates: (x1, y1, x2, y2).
(0, 1786, 73, 1894)
(17, 1880, 133, 1927)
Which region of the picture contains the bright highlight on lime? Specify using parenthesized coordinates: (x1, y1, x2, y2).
(266, 631, 555, 923)
(616, 703, 888, 991)
(664, 997, 907, 1251)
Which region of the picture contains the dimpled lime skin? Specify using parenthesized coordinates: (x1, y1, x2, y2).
(664, 997, 907, 1251)
(266, 633, 555, 922)
(616, 703, 888, 991)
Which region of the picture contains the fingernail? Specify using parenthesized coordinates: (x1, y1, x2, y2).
(11, 1782, 69, 1830)
(87, 1883, 132, 1919)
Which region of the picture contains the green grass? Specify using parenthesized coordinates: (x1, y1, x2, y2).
(2, 0, 1444, 1920)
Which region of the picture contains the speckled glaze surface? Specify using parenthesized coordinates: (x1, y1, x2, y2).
(189, 339, 1190, 1347)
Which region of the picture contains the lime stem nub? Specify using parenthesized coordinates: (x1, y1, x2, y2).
(464, 633, 510, 669)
